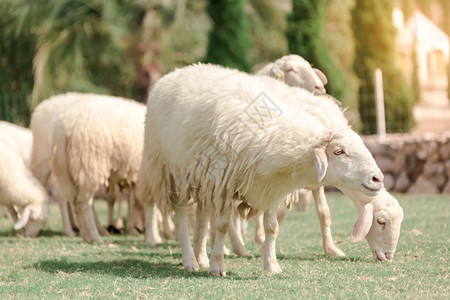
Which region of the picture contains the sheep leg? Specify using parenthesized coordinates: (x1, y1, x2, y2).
(173, 204, 199, 272)
(74, 193, 102, 244)
(92, 203, 109, 236)
(210, 210, 230, 255)
(127, 191, 144, 235)
(228, 208, 249, 256)
(312, 187, 345, 257)
(296, 189, 313, 211)
(209, 207, 231, 277)
(254, 212, 265, 244)
(68, 202, 78, 231)
(162, 211, 176, 241)
(144, 203, 162, 245)
(59, 198, 75, 237)
(113, 185, 124, 230)
(193, 202, 210, 268)
(106, 197, 115, 228)
(263, 208, 282, 274)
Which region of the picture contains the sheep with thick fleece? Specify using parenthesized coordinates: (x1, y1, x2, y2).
(0, 139, 49, 236)
(139, 63, 384, 276)
(49, 94, 146, 243)
(31, 93, 146, 238)
(30, 93, 102, 237)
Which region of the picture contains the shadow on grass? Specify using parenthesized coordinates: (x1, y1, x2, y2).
(30, 258, 260, 280)
(0, 229, 65, 238)
(277, 253, 370, 263)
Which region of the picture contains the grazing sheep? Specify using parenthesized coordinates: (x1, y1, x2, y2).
(48, 93, 146, 243)
(0, 140, 49, 236)
(341, 187, 404, 262)
(139, 63, 383, 276)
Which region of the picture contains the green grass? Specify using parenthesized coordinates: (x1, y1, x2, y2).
(0, 193, 448, 299)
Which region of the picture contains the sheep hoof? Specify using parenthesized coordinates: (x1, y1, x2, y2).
(162, 231, 177, 241)
(196, 255, 210, 268)
(145, 235, 162, 246)
(126, 226, 142, 236)
(208, 269, 226, 277)
(234, 248, 250, 257)
(208, 262, 227, 277)
(184, 264, 200, 272)
(265, 261, 282, 274)
(325, 246, 346, 257)
(63, 229, 76, 237)
(107, 225, 122, 234)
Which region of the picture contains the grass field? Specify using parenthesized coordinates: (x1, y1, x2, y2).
(0, 193, 448, 299)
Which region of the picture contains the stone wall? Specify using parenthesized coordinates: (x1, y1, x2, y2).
(362, 132, 450, 194)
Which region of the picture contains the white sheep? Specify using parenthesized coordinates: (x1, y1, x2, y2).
(49, 93, 147, 243)
(30, 93, 147, 238)
(30, 94, 103, 237)
(0, 133, 49, 236)
(138, 63, 384, 276)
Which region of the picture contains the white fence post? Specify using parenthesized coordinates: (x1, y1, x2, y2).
(374, 68, 386, 138)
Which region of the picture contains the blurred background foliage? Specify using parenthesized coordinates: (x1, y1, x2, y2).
(0, 0, 449, 134)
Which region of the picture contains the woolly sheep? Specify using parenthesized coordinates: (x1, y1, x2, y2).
(138, 63, 384, 276)
(30, 94, 102, 237)
(31, 93, 146, 239)
(0, 136, 49, 236)
(49, 93, 147, 243)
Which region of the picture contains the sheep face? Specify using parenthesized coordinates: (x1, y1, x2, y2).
(15, 203, 49, 237)
(366, 203, 404, 262)
(258, 55, 328, 95)
(351, 192, 404, 262)
(314, 131, 383, 196)
(280, 56, 327, 95)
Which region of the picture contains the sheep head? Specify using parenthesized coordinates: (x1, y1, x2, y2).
(257, 54, 328, 95)
(14, 203, 49, 237)
(351, 189, 404, 262)
(313, 130, 383, 196)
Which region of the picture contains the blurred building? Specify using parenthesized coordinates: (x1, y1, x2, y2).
(393, 8, 449, 94)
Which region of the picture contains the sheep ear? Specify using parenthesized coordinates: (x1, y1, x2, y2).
(270, 66, 285, 81)
(314, 68, 328, 85)
(14, 205, 32, 230)
(352, 203, 374, 242)
(313, 147, 328, 183)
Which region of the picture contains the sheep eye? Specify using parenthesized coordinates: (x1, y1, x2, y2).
(377, 218, 386, 225)
(334, 149, 344, 155)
